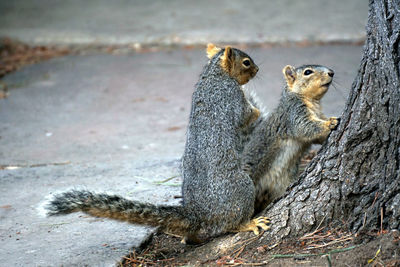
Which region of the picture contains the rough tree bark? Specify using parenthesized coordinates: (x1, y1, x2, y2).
(257, 0, 400, 244)
(184, 0, 400, 257)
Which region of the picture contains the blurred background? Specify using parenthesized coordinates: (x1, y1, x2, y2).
(0, 1, 369, 266)
(0, 0, 367, 46)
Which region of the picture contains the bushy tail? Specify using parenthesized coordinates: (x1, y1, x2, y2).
(46, 190, 191, 236)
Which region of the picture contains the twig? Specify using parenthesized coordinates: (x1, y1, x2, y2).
(367, 246, 381, 264)
(152, 175, 181, 187)
(305, 235, 353, 249)
(380, 207, 384, 234)
(157, 258, 175, 262)
(234, 245, 246, 259)
(153, 175, 179, 184)
(324, 254, 332, 267)
(362, 212, 367, 229)
(300, 214, 327, 240)
(230, 233, 262, 253)
(301, 231, 331, 240)
(271, 245, 360, 259)
(225, 232, 266, 263)
(232, 261, 270, 266)
(371, 191, 379, 207)
(0, 161, 71, 170)
(220, 258, 271, 266)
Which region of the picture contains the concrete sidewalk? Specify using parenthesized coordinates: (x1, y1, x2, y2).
(0, 1, 368, 266)
(0, 0, 367, 46)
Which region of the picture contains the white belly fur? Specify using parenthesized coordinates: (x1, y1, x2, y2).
(257, 138, 304, 200)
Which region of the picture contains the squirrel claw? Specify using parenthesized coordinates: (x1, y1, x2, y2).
(237, 216, 271, 235)
(254, 216, 271, 232)
(329, 117, 340, 130)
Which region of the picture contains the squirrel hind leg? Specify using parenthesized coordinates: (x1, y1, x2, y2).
(235, 216, 271, 235)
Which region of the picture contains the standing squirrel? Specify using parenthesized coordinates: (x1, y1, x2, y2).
(242, 65, 340, 213)
(46, 44, 269, 244)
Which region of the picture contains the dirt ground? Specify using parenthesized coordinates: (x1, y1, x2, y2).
(0, 38, 70, 78)
(120, 229, 400, 266)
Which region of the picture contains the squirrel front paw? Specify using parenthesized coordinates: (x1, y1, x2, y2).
(244, 106, 261, 127)
(329, 117, 340, 130)
(251, 107, 261, 122)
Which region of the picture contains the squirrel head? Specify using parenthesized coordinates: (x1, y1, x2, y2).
(206, 43, 259, 85)
(283, 65, 334, 100)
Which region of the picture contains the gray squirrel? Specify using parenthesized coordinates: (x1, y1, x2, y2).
(46, 44, 269, 244)
(242, 64, 340, 213)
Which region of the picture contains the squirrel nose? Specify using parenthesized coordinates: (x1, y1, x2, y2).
(328, 71, 334, 77)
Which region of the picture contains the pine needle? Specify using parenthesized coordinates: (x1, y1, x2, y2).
(367, 246, 381, 264)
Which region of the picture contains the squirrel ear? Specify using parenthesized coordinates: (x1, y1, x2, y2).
(283, 65, 296, 88)
(206, 43, 221, 59)
(220, 46, 234, 72)
(223, 46, 234, 61)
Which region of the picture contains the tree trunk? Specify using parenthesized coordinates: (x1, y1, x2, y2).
(257, 0, 400, 244)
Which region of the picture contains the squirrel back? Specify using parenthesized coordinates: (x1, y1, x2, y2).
(47, 44, 269, 244)
(242, 64, 339, 213)
(182, 45, 259, 174)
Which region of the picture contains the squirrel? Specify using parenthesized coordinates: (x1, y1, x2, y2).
(241, 64, 340, 213)
(46, 44, 269, 244)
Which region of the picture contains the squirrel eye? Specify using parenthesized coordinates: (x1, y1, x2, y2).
(304, 69, 313, 75)
(242, 59, 251, 67)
